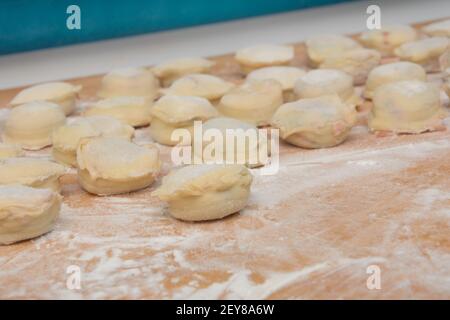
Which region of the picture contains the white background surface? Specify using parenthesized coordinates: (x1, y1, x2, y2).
(0, 0, 448, 89)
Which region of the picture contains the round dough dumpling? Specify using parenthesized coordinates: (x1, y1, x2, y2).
(0, 143, 24, 159)
(0, 185, 62, 245)
(394, 37, 449, 72)
(152, 57, 215, 87)
(235, 44, 294, 74)
(2, 101, 66, 150)
(152, 164, 252, 221)
(150, 95, 218, 146)
(98, 67, 159, 101)
(76, 137, 161, 195)
(10, 82, 81, 116)
(196, 117, 270, 168)
(217, 79, 283, 126)
(246, 66, 306, 101)
(306, 34, 361, 67)
(359, 25, 418, 56)
(294, 69, 361, 105)
(364, 62, 427, 99)
(319, 48, 381, 85)
(369, 80, 445, 134)
(0, 158, 66, 192)
(52, 116, 135, 167)
(161, 74, 235, 105)
(422, 19, 450, 37)
(271, 95, 356, 149)
(84, 96, 152, 127)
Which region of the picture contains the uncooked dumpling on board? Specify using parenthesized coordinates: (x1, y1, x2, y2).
(364, 62, 427, 99)
(369, 80, 445, 134)
(359, 25, 418, 56)
(422, 19, 450, 37)
(2, 101, 66, 150)
(52, 116, 135, 167)
(149, 95, 218, 146)
(305, 34, 361, 67)
(271, 95, 356, 149)
(76, 137, 161, 196)
(0, 185, 62, 245)
(0, 143, 24, 159)
(235, 44, 294, 73)
(440, 49, 450, 72)
(217, 79, 283, 126)
(152, 57, 215, 87)
(152, 164, 253, 221)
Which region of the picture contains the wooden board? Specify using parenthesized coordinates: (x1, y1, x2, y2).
(0, 18, 449, 300)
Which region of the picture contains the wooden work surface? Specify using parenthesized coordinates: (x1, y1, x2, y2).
(0, 18, 449, 300)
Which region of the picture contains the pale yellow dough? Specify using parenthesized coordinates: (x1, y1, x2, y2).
(85, 96, 152, 127)
(161, 74, 235, 104)
(152, 57, 215, 87)
(394, 37, 449, 72)
(364, 62, 427, 99)
(0, 143, 24, 159)
(77, 137, 161, 195)
(2, 101, 66, 150)
(217, 79, 283, 126)
(369, 80, 445, 134)
(10, 81, 81, 116)
(440, 49, 450, 72)
(0, 157, 66, 192)
(195, 117, 270, 168)
(152, 164, 252, 221)
(98, 67, 159, 101)
(306, 34, 361, 67)
(271, 95, 356, 149)
(319, 48, 381, 85)
(422, 19, 450, 37)
(294, 69, 361, 105)
(235, 44, 294, 73)
(0, 185, 62, 245)
(246, 66, 306, 101)
(359, 25, 418, 56)
(52, 116, 135, 167)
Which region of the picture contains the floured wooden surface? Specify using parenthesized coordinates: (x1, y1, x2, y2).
(0, 18, 449, 299)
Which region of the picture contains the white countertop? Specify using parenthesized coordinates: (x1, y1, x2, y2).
(0, 0, 448, 89)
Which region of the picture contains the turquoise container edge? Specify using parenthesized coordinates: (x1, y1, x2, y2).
(0, 0, 352, 55)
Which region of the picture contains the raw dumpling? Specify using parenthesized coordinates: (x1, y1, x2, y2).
(217, 79, 283, 126)
(98, 67, 159, 101)
(84, 96, 152, 127)
(10, 81, 81, 116)
(150, 95, 218, 146)
(2, 101, 66, 150)
(369, 80, 445, 134)
(52, 116, 135, 167)
(152, 57, 215, 87)
(0, 143, 24, 159)
(359, 25, 418, 56)
(0, 157, 66, 192)
(306, 34, 361, 67)
(394, 37, 449, 72)
(422, 19, 450, 37)
(246, 66, 306, 101)
(364, 62, 427, 99)
(0, 185, 61, 245)
(77, 137, 161, 195)
(235, 44, 294, 73)
(161, 74, 235, 105)
(319, 48, 381, 85)
(152, 164, 252, 221)
(271, 95, 356, 149)
(440, 49, 450, 72)
(294, 69, 361, 105)
(194, 117, 270, 168)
